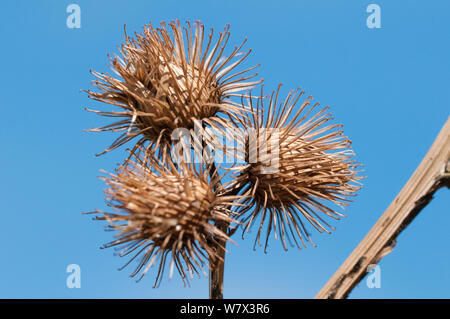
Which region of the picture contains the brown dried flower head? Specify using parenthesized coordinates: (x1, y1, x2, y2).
(92, 156, 242, 286)
(233, 85, 362, 251)
(86, 20, 261, 158)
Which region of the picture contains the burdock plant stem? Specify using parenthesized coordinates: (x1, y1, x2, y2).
(209, 219, 228, 299)
(207, 145, 227, 299)
(208, 161, 244, 299)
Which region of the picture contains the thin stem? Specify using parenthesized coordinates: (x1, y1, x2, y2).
(208, 160, 227, 299)
(206, 152, 245, 299)
(209, 220, 228, 299)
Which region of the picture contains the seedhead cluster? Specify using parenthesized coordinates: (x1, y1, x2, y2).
(86, 20, 362, 288)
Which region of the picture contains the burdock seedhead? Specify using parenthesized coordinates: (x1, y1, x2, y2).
(85, 19, 261, 159)
(86, 20, 363, 297)
(232, 85, 362, 252)
(91, 155, 242, 286)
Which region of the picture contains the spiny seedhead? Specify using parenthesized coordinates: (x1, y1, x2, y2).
(91, 156, 242, 286)
(233, 85, 362, 252)
(85, 20, 261, 159)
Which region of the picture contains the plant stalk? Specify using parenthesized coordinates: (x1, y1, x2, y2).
(206, 148, 244, 299)
(207, 155, 228, 299)
(209, 221, 228, 299)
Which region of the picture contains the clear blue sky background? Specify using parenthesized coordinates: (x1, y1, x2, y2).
(0, 0, 449, 298)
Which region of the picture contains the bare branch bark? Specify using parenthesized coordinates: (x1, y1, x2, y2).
(315, 117, 450, 299)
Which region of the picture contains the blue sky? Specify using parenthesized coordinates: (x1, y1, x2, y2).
(0, 0, 449, 298)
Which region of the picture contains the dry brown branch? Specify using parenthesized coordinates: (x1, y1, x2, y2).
(315, 117, 450, 299)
